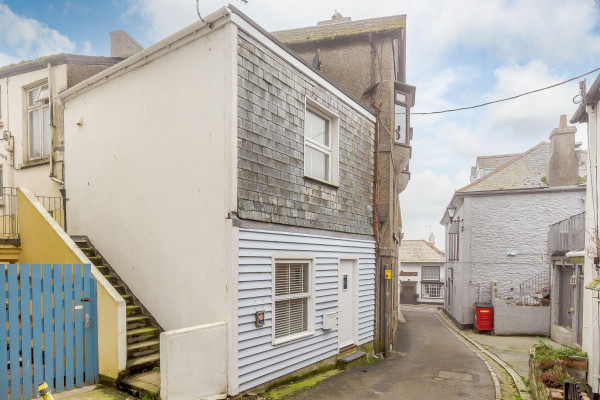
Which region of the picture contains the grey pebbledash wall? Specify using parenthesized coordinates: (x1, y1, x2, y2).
(469, 189, 585, 303)
(236, 31, 375, 236)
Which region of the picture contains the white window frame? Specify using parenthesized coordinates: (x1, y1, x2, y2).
(26, 83, 51, 160)
(304, 99, 339, 186)
(271, 256, 316, 345)
(421, 266, 440, 281)
(422, 282, 444, 299)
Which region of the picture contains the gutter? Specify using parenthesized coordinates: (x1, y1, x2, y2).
(58, 7, 231, 102)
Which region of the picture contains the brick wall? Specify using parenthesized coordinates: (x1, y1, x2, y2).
(236, 32, 375, 235)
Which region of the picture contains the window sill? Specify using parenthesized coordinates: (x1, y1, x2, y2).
(272, 330, 315, 346)
(304, 175, 339, 189)
(19, 157, 50, 169)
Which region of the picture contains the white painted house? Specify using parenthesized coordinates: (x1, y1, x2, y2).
(571, 72, 600, 397)
(399, 238, 445, 305)
(59, 6, 376, 399)
(441, 117, 586, 331)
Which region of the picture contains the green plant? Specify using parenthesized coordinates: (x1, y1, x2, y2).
(539, 358, 562, 372)
(540, 367, 570, 388)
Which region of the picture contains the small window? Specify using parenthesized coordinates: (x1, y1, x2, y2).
(303, 101, 339, 186)
(273, 260, 314, 343)
(421, 266, 440, 281)
(26, 84, 51, 160)
(394, 90, 410, 145)
(422, 283, 444, 299)
(343, 275, 348, 290)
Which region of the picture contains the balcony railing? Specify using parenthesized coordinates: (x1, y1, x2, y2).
(548, 212, 585, 255)
(0, 188, 66, 239)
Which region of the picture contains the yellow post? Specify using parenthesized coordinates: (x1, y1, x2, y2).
(37, 382, 54, 400)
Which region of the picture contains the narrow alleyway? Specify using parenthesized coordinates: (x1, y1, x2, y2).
(289, 305, 495, 399)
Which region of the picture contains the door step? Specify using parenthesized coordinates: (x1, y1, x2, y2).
(337, 351, 367, 370)
(117, 371, 161, 400)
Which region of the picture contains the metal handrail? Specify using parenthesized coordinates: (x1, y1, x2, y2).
(548, 212, 585, 255)
(0, 187, 18, 239)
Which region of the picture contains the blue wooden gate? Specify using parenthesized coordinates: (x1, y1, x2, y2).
(0, 264, 98, 400)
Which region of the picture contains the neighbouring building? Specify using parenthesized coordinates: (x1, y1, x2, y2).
(59, 6, 378, 399)
(571, 72, 600, 396)
(399, 235, 445, 305)
(273, 10, 416, 354)
(441, 115, 586, 332)
(0, 31, 141, 199)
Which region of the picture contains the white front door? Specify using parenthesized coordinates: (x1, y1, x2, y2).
(338, 260, 356, 349)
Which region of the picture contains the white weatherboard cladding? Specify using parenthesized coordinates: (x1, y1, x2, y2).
(237, 228, 375, 391)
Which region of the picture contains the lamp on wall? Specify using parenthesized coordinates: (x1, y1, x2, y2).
(447, 206, 464, 231)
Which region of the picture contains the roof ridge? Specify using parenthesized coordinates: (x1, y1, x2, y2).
(477, 153, 521, 160)
(457, 141, 549, 193)
(271, 14, 406, 35)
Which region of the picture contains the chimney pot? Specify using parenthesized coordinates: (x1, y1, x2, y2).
(559, 115, 567, 129)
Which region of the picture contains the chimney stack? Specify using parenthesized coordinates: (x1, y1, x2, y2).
(317, 11, 351, 26)
(547, 114, 579, 187)
(428, 232, 435, 245)
(110, 30, 143, 58)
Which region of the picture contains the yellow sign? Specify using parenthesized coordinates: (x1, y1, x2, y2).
(385, 270, 391, 280)
(480, 310, 489, 313)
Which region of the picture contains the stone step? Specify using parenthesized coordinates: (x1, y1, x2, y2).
(87, 256, 102, 266)
(337, 351, 367, 370)
(122, 294, 134, 305)
(105, 274, 119, 285)
(126, 352, 160, 372)
(117, 371, 160, 400)
(96, 265, 110, 275)
(127, 315, 151, 330)
(127, 327, 160, 344)
(72, 238, 88, 248)
(126, 305, 141, 316)
(128, 340, 160, 358)
(79, 247, 96, 258)
(112, 284, 127, 295)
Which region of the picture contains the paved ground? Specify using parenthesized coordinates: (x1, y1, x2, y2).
(53, 385, 134, 399)
(290, 305, 495, 399)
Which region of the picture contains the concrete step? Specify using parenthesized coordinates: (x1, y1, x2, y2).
(128, 340, 160, 358)
(126, 352, 160, 373)
(79, 247, 96, 258)
(127, 315, 151, 330)
(127, 327, 160, 344)
(337, 351, 367, 370)
(122, 294, 134, 305)
(117, 371, 160, 400)
(105, 275, 119, 285)
(112, 284, 127, 295)
(126, 305, 141, 316)
(87, 256, 102, 266)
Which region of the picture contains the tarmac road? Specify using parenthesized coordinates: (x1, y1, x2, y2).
(289, 305, 496, 399)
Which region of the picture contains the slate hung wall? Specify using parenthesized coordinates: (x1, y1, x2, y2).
(235, 30, 377, 391)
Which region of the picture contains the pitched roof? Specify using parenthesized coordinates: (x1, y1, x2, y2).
(400, 240, 445, 263)
(458, 142, 550, 192)
(476, 154, 520, 170)
(0, 54, 124, 79)
(272, 15, 406, 45)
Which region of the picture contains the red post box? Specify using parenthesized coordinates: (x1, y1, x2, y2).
(473, 303, 493, 331)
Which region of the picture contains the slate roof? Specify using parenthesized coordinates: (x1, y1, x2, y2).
(458, 142, 551, 193)
(0, 54, 124, 79)
(272, 15, 406, 45)
(400, 240, 445, 263)
(476, 154, 520, 170)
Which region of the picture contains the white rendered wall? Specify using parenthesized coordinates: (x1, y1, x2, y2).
(0, 66, 65, 197)
(399, 262, 445, 303)
(63, 23, 237, 331)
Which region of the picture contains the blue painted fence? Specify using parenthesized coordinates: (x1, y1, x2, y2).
(0, 264, 98, 400)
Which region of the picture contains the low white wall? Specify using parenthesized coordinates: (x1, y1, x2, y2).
(160, 322, 228, 400)
(492, 297, 550, 335)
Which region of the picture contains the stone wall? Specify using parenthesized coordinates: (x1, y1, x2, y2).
(470, 189, 585, 303)
(236, 31, 375, 235)
(492, 296, 550, 335)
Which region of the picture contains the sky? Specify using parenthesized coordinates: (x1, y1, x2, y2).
(1, 0, 600, 250)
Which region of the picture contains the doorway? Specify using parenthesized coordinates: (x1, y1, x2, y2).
(338, 259, 357, 349)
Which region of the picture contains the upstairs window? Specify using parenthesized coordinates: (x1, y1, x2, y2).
(303, 101, 339, 186)
(27, 84, 50, 160)
(421, 266, 440, 281)
(394, 90, 410, 145)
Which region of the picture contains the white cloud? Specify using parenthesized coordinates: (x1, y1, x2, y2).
(482, 60, 581, 140)
(0, 4, 75, 61)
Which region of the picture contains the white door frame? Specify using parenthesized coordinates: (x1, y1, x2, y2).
(338, 258, 359, 349)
